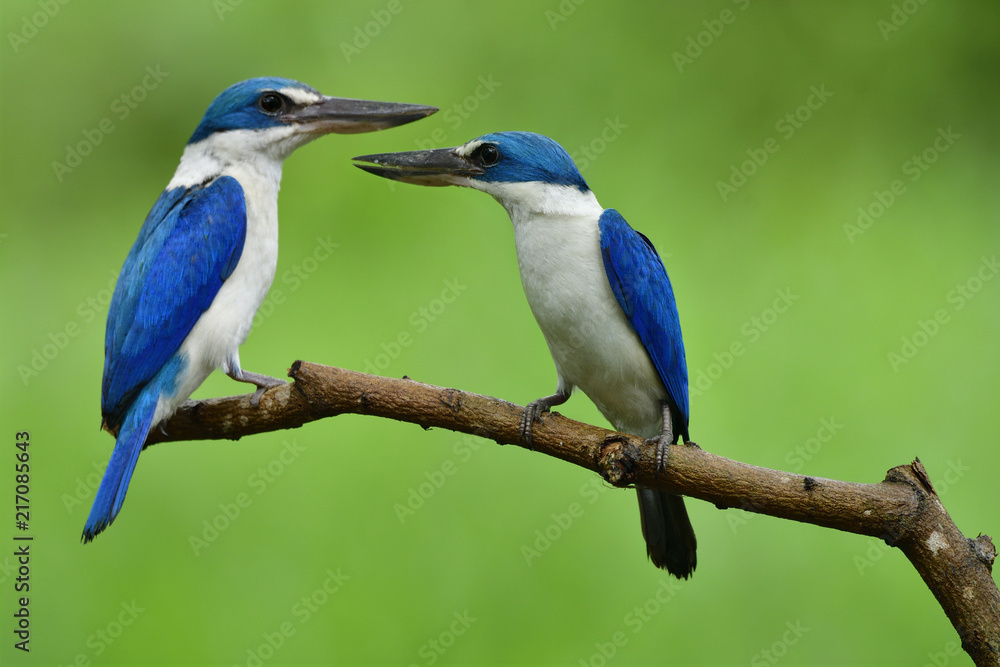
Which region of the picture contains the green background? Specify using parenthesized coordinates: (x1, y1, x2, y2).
(2, 1, 998, 665)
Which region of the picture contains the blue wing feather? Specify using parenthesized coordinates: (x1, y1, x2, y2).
(599, 208, 689, 438)
(101, 176, 247, 429)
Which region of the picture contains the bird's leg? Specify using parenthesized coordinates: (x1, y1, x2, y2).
(520, 389, 570, 449)
(226, 368, 286, 407)
(645, 402, 675, 473)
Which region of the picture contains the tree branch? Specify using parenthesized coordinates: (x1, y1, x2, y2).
(146, 361, 1000, 664)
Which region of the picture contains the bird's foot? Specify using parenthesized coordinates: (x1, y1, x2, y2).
(519, 402, 545, 450)
(646, 436, 698, 474)
(519, 391, 570, 450)
(233, 371, 286, 407)
(644, 435, 671, 474)
(649, 402, 684, 473)
(249, 386, 268, 407)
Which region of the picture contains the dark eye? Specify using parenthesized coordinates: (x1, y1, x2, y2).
(258, 92, 284, 114)
(478, 144, 500, 166)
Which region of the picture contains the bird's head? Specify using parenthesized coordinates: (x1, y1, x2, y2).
(187, 77, 437, 161)
(353, 131, 596, 215)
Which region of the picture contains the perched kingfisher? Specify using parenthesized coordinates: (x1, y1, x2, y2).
(353, 132, 697, 577)
(83, 77, 436, 542)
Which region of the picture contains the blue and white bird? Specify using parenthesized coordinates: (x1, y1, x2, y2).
(353, 132, 697, 577)
(83, 77, 436, 542)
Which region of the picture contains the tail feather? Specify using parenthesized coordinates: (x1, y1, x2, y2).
(82, 389, 158, 543)
(637, 489, 697, 578)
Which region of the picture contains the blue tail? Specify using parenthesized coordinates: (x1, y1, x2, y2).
(82, 387, 159, 542)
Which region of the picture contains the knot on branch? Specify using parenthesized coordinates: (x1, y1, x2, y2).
(597, 436, 641, 487)
(878, 460, 941, 550)
(971, 535, 996, 572)
(885, 458, 936, 496)
(438, 388, 463, 413)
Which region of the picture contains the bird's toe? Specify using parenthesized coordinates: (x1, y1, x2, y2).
(643, 435, 670, 474)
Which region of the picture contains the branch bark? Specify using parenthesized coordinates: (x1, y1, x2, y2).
(146, 361, 1000, 664)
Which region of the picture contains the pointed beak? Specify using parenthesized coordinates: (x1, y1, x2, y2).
(352, 147, 482, 186)
(283, 96, 437, 134)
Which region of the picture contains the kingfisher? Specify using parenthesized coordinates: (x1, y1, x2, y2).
(353, 132, 697, 577)
(83, 77, 436, 542)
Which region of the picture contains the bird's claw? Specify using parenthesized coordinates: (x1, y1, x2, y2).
(250, 385, 268, 407)
(519, 391, 569, 450)
(246, 376, 285, 408)
(644, 435, 670, 474)
(520, 402, 546, 450)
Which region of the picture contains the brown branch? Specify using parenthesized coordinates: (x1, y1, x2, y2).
(146, 361, 1000, 664)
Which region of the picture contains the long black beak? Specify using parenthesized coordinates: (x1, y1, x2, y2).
(283, 97, 437, 134)
(352, 147, 482, 186)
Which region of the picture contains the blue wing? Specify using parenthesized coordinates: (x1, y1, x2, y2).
(599, 208, 689, 439)
(101, 176, 247, 429)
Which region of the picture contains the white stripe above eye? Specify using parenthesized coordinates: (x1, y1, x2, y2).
(277, 86, 323, 106)
(455, 139, 484, 157)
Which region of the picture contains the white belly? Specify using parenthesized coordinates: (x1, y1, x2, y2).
(156, 164, 280, 424)
(513, 211, 667, 438)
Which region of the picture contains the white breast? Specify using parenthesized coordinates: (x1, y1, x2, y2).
(154, 138, 285, 423)
(488, 182, 668, 438)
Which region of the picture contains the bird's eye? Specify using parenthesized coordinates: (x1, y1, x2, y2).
(478, 144, 500, 166)
(258, 93, 284, 114)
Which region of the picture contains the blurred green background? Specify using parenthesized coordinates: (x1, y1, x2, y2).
(2, 1, 998, 665)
